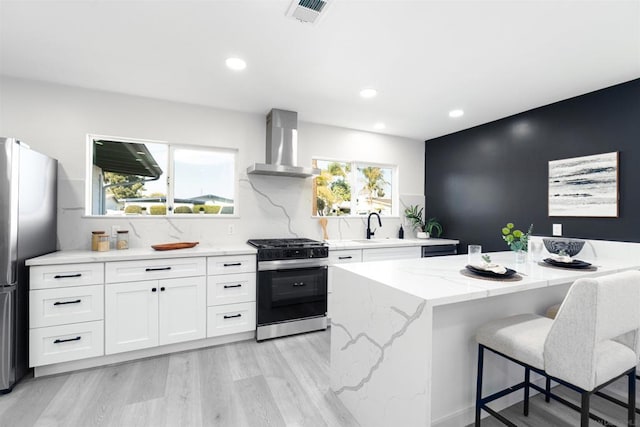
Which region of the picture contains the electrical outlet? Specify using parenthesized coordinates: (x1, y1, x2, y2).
(552, 224, 562, 236)
(111, 225, 121, 237)
(228, 225, 235, 235)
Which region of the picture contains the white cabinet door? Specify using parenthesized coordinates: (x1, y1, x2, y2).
(105, 280, 159, 355)
(158, 276, 206, 345)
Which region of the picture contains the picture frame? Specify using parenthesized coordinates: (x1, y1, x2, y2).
(548, 151, 619, 217)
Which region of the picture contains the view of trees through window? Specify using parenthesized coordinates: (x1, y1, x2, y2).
(313, 159, 394, 216)
(90, 137, 236, 216)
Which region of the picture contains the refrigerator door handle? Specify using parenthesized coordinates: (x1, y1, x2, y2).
(0, 139, 18, 288)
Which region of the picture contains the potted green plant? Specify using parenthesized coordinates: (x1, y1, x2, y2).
(501, 222, 533, 262)
(404, 205, 443, 238)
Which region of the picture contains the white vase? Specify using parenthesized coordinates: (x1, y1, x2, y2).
(417, 231, 429, 239)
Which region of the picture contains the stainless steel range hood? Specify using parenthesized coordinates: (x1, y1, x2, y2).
(247, 109, 321, 178)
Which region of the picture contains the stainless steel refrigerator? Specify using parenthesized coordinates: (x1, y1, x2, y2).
(1, 137, 57, 393)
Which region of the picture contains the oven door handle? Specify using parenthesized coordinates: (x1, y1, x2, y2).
(258, 260, 328, 271)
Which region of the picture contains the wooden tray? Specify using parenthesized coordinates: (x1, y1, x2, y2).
(151, 242, 199, 251)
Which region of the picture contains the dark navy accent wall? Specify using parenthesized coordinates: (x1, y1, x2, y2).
(425, 79, 640, 252)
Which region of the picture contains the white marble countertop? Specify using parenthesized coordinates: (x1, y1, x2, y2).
(335, 251, 640, 307)
(325, 237, 459, 250)
(26, 244, 257, 266)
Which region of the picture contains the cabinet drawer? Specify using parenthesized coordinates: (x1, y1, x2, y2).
(207, 273, 256, 306)
(30, 285, 104, 328)
(362, 246, 421, 262)
(207, 255, 255, 275)
(105, 257, 206, 283)
(329, 249, 362, 264)
(30, 263, 104, 290)
(207, 302, 255, 337)
(29, 321, 104, 367)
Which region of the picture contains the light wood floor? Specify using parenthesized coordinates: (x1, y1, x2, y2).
(0, 330, 358, 427)
(1, 329, 637, 426)
(469, 379, 638, 427)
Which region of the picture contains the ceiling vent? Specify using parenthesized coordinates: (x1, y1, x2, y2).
(286, 0, 333, 25)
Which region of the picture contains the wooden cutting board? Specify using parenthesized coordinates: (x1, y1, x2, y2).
(319, 218, 329, 240)
(151, 242, 199, 251)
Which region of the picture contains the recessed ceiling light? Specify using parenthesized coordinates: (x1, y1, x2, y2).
(359, 88, 377, 99)
(374, 122, 386, 130)
(449, 109, 464, 118)
(225, 57, 247, 71)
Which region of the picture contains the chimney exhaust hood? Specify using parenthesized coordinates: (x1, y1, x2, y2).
(247, 109, 321, 178)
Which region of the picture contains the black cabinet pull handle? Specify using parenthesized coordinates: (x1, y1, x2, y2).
(54, 336, 81, 344)
(338, 256, 353, 260)
(223, 284, 242, 289)
(54, 273, 82, 279)
(152, 287, 157, 292)
(53, 299, 81, 306)
(223, 314, 242, 319)
(145, 267, 172, 272)
(293, 282, 306, 287)
(223, 263, 242, 267)
(160, 287, 165, 292)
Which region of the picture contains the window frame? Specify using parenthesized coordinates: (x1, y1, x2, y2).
(85, 134, 239, 217)
(312, 157, 399, 218)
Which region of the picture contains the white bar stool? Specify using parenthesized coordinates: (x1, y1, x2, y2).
(475, 270, 640, 426)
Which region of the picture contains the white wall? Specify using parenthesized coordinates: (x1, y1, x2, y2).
(0, 76, 425, 250)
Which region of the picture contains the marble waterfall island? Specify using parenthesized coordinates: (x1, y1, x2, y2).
(329, 244, 640, 427)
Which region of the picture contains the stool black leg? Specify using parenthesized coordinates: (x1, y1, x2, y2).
(475, 345, 484, 426)
(581, 391, 591, 427)
(524, 367, 530, 416)
(629, 369, 636, 427)
(545, 377, 551, 403)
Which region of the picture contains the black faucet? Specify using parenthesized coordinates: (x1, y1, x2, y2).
(366, 212, 382, 239)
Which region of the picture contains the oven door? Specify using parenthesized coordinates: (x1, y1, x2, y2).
(257, 265, 327, 325)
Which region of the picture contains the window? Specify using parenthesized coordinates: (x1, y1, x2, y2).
(313, 159, 396, 216)
(88, 135, 236, 216)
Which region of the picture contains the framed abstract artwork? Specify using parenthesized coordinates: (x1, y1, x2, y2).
(548, 152, 619, 217)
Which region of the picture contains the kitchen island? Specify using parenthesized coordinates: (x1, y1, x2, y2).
(329, 239, 640, 427)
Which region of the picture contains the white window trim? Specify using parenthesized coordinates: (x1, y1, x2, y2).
(86, 134, 239, 217)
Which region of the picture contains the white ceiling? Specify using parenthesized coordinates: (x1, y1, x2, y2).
(1, 0, 639, 141)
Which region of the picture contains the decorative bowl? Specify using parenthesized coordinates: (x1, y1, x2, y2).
(542, 238, 585, 257)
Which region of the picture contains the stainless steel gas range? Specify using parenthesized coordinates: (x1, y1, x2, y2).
(247, 238, 329, 341)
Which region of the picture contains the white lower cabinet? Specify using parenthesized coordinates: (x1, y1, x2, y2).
(206, 255, 256, 338)
(29, 252, 256, 373)
(328, 249, 363, 319)
(105, 276, 206, 355)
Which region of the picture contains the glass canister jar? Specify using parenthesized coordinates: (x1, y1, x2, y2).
(91, 231, 106, 251)
(116, 230, 129, 250)
(97, 234, 110, 252)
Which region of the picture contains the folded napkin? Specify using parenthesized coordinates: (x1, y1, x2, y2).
(472, 263, 507, 274)
(549, 253, 572, 263)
